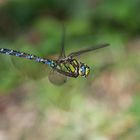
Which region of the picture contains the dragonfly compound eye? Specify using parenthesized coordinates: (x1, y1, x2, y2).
(79, 63, 90, 77)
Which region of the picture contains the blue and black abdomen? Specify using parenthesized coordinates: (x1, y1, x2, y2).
(0, 48, 56, 68)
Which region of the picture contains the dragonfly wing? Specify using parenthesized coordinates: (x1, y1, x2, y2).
(58, 25, 66, 59)
(68, 43, 109, 58)
(0, 48, 50, 79)
(48, 69, 67, 86)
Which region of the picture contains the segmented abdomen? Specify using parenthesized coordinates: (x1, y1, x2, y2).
(0, 48, 56, 68)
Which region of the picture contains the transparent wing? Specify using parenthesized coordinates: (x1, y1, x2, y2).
(68, 43, 109, 58)
(48, 25, 68, 85)
(58, 25, 66, 59)
(0, 47, 52, 79)
(48, 69, 67, 86)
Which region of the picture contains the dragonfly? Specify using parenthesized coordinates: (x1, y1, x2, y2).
(0, 28, 109, 85)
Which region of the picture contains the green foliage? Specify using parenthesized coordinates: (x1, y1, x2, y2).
(0, 0, 140, 139)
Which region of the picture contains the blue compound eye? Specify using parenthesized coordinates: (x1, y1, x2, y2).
(79, 64, 86, 77)
(81, 65, 85, 74)
(79, 63, 90, 77)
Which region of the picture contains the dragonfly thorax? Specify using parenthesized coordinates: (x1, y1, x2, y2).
(57, 58, 79, 77)
(55, 58, 90, 78)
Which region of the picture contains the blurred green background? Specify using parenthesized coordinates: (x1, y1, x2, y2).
(0, 0, 140, 140)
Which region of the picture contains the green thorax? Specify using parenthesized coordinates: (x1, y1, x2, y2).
(56, 58, 79, 77)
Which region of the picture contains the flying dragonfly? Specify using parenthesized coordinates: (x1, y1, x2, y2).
(0, 28, 109, 85)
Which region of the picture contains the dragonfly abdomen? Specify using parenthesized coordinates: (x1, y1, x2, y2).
(0, 48, 56, 68)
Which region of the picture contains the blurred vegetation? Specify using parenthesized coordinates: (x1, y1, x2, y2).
(0, 0, 140, 140)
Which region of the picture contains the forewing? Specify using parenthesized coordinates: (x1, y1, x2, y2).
(58, 25, 66, 59)
(68, 43, 109, 58)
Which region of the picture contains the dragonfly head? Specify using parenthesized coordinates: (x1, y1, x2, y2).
(79, 63, 90, 77)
